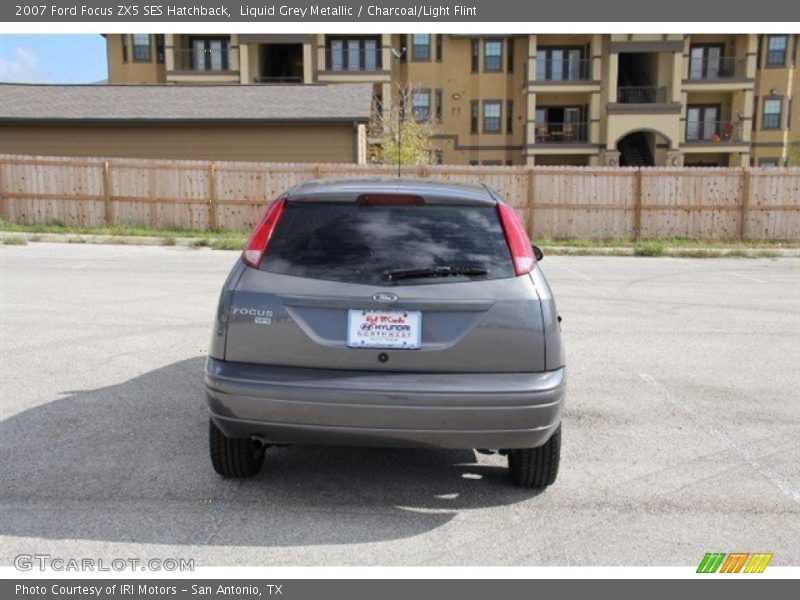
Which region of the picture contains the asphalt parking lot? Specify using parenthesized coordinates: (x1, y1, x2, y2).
(1, 243, 798, 566)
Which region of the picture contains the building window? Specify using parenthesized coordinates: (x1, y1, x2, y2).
(192, 39, 230, 71)
(483, 101, 502, 133)
(413, 89, 431, 122)
(506, 100, 513, 133)
(132, 34, 151, 62)
(435, 89, 443, 122)
(507, 38, 514, 72)
(328, 38, 381, 71)
(470, 100, 479, 133)
(484, 40, 502, 72)
(762, 98, 783, 129)
(482, 160, 503, 166)
(155, 34, 165, 63)
(469, 160, 479, 166)
(686, 105, 721, 141)
(759, 158, 780, 167)
(121, 35, 128, 63)
(435, 35, 443, 61)
(689, 44, 725, 79)
(412, 34, 431, 61)
(767, 35, 788, 66)
(536, 47, 586, 81)
(364, 39, 378, 70)
(434, 149, 444, 165)
(471, 38, 479, 72)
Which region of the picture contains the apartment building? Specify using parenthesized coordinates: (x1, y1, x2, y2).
(105, 33, 799, 167)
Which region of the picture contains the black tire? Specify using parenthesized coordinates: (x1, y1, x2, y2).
(209, 418, 265, 478)
(507, 424, 561, 488)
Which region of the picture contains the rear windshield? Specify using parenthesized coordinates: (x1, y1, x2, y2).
(261, 202, 515, 285)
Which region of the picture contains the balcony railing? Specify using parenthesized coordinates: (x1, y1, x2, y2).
(687, 56, 746, 80)
(685, 121, 743, 143)
(617, 86, 667, 103)
(535, 122, 589, 143)
(173, 47, 232, 72)
(534, 58, 592, 82)
(253, 76, 303, 84)
(325, 47, 383, 72)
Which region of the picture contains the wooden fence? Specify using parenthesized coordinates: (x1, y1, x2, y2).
(1, 154, 798, 240)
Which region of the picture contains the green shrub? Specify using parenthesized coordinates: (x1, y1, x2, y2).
(634, 241, 665, 257)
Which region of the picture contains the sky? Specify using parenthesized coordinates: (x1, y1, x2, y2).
(0, 34, 108, 84)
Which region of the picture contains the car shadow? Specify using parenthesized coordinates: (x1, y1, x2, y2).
(0, 357, 542, 548)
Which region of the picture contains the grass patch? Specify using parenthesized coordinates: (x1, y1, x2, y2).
(210, 238, 246, 251)
(1, 237, 27, 245)
(162, 237, 177, 246)
(190, 238, 210, 247)
(534, 236, 800, 249)
(634, 241, 665, 257)
(0, 220, 248, 240)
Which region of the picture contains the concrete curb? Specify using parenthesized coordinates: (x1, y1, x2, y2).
(2, 231, 799, 257)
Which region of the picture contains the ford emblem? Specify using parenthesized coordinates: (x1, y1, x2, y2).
(372, 292, 398, 303)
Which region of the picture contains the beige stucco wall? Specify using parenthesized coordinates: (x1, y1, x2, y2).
(106, 34, 165, 84)
(0, 122, 361, 163)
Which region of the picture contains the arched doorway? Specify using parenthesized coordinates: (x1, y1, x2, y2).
(616, 130, 671, 167)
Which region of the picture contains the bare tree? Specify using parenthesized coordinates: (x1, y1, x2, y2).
(368, 84, 436, 167)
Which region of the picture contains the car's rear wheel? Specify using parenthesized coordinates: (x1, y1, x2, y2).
(209, 418, 265, 478)
(507, 424, 561, 488)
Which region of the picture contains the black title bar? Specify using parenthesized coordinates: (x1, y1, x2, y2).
(3, 0, 800, 22)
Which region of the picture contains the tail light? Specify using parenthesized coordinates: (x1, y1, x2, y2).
(242, 197, 286, 268)
(497, 203, 535, 275)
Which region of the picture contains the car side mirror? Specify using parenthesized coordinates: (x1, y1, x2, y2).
(532, 245, 544, 262)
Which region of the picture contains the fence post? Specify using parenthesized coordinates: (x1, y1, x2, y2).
(208, 161, 218, 231)
(633, 168, 643, 241)
(102, 161, 113, 226)
(526, 168, 536, 239)
(314, 164, 322, 180)
(739, 167, 751, 241)
(0, 158, 7, 221)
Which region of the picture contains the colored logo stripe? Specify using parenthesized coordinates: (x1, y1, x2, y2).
(744, 553, 773, 573)
(697, 552, 773, 573)
(719, 553, 749, 573)
(697, 553, 726, 573)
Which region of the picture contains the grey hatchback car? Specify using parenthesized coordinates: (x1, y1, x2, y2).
(205, 179, 565, 488)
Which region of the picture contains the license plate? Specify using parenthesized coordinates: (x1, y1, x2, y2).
(347, 309, 422, 350)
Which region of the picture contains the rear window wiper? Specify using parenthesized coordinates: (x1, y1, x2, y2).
(382, 266, 489, 281)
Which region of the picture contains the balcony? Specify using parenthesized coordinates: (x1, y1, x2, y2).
(685, 121, 743, 143)
(617, 86, 667, 104)
(535, 122, 589, 144)
(687, 56, 746, 80)
(253, 76, 303, 84)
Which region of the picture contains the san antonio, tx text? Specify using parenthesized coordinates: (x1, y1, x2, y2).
(241, 4, 478, 18)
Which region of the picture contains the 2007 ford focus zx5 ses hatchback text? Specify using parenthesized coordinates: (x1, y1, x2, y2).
(205, 179, 565, 488)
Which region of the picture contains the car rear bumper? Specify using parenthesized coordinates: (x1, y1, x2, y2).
(205, 357, 565, 449)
